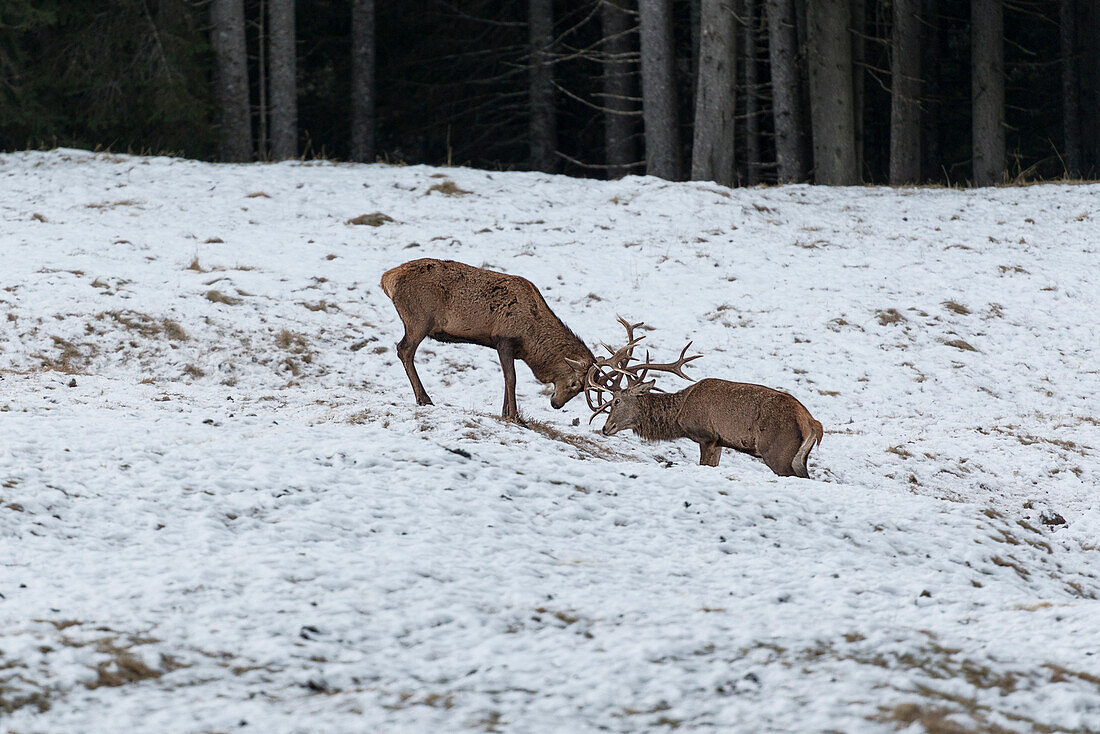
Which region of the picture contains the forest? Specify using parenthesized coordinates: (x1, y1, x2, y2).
(1, 0, 1098, 185)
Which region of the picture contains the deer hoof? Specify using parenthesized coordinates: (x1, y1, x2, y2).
(416, 396, 434, 406)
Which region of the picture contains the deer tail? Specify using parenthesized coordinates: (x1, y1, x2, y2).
(792, 416, 824, 479)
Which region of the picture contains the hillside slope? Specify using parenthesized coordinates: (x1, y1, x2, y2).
(1, 150, 1098, 732)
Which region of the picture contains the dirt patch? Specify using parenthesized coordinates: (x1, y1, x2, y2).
(524, 418, 635, 461)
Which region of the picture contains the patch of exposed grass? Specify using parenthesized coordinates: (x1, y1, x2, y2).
(276, 329, 313, 376)
(35, 336, 94, 374)
(103, 311, 187, 341)
(205, 290, 242, 306)
(85, 199, 141, 210)
(524, 417, 635, 461)
(346, 212, 394, 226)
(943, 300, 971, 315)
(876, 308, 906, 325)
(245, 191, 271, 199)
(426, 180, 472, 196)
(943, 339, 977, 352)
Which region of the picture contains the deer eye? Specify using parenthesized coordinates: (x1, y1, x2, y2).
(612, 398, 620, 406)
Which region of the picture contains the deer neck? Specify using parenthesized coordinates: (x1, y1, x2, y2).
(633, 390, 689, 441)
(524, 327, 593, 383)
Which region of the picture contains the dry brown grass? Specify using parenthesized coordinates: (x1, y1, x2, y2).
(523, 417, 634, 461)
(943, 301, 971, 315)
(205, 290, 242, 306)
(943, 339, 977, 352)
(426, 179, 472, 196)
(245, 191, 271, 199)
(346, 212, 394, 226)
(876, 308, 906, 325)
(103, 311, 187, 341)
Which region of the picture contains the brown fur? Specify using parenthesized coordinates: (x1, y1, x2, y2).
(380, 259, 594, 421)
(602, 378, 823, 477)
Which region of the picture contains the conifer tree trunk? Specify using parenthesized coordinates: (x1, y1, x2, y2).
(806, 0, 858, 184)
(743, 0, 760, 184)
(850, 0, 865, 177)
(602, 0, 636, 177)
(1060, 0, 1081, 178)
(350, 0, 375, 162)
(268, 0, 297, 160)
(529, 0, 557, 172)
(639, 0, 682, 179)
(765, 0, 807, 181)
(971, 0, 1004, 186)
(210, 0, 251, 162)
(890, 0, 921, 184)
(691, 0, 737, 185)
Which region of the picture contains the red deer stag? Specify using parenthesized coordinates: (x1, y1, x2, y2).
(380, 258, 594, 422)
(587, 318, 823, 477)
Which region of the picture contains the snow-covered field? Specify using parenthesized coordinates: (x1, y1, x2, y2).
(1, 149, 1099, 732)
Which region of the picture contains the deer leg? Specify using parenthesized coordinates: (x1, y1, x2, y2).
(699, 441, 722, 466)
(760, 425, 802, 477)
(496, 340, 521, 423)
(396, 329, 433, 406)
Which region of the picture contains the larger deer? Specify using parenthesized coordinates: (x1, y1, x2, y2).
(587, 318, 823, 477)
(380, 258, 594, 422)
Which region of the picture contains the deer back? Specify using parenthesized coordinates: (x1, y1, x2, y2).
(677, 378, 814, 450)
(381, 258, 590, 380)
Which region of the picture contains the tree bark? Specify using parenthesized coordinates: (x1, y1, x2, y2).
(1060, 0, 1081, 178)
(639, 0, 682, 179)
(890, 0, 921, 184)
(268, 0, 297, 160)
(528, 0, 557, 172)
(210, 0, 251, 162)
(920, 0, 941, 181)
(602, 0, 637, 178)
(765, 0, 807, 182)
(743, 0, 760, 184)
(691, 0, 736, 185)
(350, 0, 375, 162)
(971, 0, 1004, 186)
(806, 0, 858, 184)
(850, 0, 865, 177)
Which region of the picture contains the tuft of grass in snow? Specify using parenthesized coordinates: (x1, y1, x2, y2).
(876, 308, 906, 325)
(943, 300, 971, 315)
(943, 339, 978, 352)
(204, 290, 241, 306)
(103, 311, 187, 342)
(346, 212, 394, 226)
(245, 191, 271, 199)
(426, 180, 472, 197)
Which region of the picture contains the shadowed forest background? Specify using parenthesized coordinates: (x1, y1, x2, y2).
(1, 0, 1098, 185)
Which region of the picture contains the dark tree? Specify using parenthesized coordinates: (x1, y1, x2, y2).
(210, 0, 251, 161)
(691, 0, 736, 185)
(350, 0, 375, 162)
(806, 0, 858, 184)
(268, 0, 297, 160)
(528, 0, 557, 172)
(742, 0, 761, 185)
(1060, 0, 1081, 177)
(890, 0, 921, 184)
(766, 0, 807, 182)
(639, 0, 681, 179)
(972, 0, 1004, 186)
(601, 0, 637, 178)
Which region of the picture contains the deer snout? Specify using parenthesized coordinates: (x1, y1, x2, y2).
(601, 421, 617, 436)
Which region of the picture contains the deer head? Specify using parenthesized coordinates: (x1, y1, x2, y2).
(585, 317, 701, 435)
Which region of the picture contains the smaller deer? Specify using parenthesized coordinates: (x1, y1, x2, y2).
(586, 318, 823, 477)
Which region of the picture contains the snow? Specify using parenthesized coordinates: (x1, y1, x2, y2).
(1, 148, 1099, 732)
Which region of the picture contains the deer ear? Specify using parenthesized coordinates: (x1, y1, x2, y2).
(564, 357, 588, 371)
(637, 380, 656, 393)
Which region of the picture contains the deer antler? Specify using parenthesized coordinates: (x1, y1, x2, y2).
(586, 319, 703, 422)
